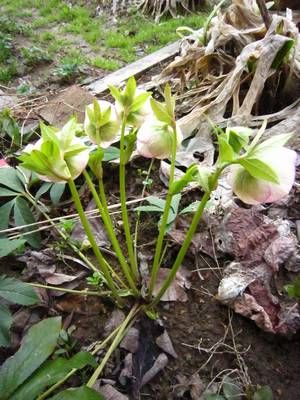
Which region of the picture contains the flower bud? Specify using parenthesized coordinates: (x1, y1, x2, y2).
(229, 147, 297, 204)
(20, 119, 89, 183)
(136, 117, 182, 160)
(84, 100, 120, 148)
(115, 89, 152, 129)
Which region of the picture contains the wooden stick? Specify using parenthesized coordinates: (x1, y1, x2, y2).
(256, 0, 272, 30)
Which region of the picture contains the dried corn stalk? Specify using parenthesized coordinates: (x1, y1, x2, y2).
(139, 0, 200, 21)
(151, 0, 300, 169)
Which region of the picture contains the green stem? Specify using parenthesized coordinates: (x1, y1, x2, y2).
(68, 179, 120, 301)
(148, 123, 177, 296)
(150, 169, 223, 308)
(24, 193, 102, 277)
(133, 158, 154, 264)
(83, 170, 139, 296)
(119, 117, 139, 280)
(87, 304, 140, 387)
(28, 282, 114, 297)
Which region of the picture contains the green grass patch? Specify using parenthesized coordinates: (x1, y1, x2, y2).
(89, 56, 120, 71)
(0, 0, 208, 84)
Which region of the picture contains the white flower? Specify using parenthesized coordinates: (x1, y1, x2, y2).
(136, 117, 182, 160)
(20, 119, 89, 183)
(84, 100, 120, 148)
(229, 147, 297, 204)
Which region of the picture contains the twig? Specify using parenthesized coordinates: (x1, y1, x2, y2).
(256, 0, 272, 30)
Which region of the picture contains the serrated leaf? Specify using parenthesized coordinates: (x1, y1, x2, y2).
(0, 317, 61, 399)
(0, 238, 26, 258)
(0, 304, 12, 347)
(14, 197, 41, 248)
(253, 386, 273, 400)
(239, 158, 279, 183)
(0, 167, 24, 193)
(223, 377, 242, 399)
(48, 386, 104, 400)
(0, 199, 15, 231)
(150, 98, 172, 124)
(0, 276, 39, 305)
(50, 183, 65, 205)
(13, 352, 97, 400)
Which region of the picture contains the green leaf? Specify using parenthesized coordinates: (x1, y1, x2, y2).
(0, 276, 39, 305)
(124, 76, 137, 104)
(14, 197, 41, 248)
(223, 377, 242, 399)
(135, 205, 163, 213)
(0, 199, 15, 231)
(0, 304, 12, 347)
(0, 187, 20, 197)
(180, 200, 200, 214)
(218, 135, 235, 163)
(48, 386, 104, 400)
(239, 158, 279, 184)
(108, 85, 121, 102)
(103, 146, 120, 161)
(147, 196, 166, 210)
(271, 39, 294, 69)
(164, 84, 175, 118)
(0, 167, 24, 193)
(50, 183, 65, 205)
(35, 182, 52, 201)
(253, 386, 273, 400)
(130, 92, 151, 113)
(0, 317, 61, 399)
(227, 127, 251, 153)
(284, 277, 300, 298)
(170, 193, 181, 217)
(0, 238, 26, 258)
(150, 98, 172, 125)
(13, 352, 97, 400)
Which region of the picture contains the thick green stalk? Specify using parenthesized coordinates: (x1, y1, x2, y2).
(150, 169, 223, 307)
(119, 117, 139, 279)
(87, 304, 140, 387)
(83, 170, 139, 296)
(68, 179, 120, 300)
(148, 124, 177, 296)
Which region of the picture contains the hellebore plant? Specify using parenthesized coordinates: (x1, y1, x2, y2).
(18, 77, 297, 384)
